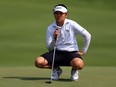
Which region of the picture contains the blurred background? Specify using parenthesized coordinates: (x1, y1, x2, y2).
(0, 0, 116, 67)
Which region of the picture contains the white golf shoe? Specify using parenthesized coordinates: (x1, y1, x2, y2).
(70, 68, 79, 81)
(52, 67, 62, 80)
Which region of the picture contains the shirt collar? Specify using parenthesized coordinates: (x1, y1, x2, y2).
(53, 18, 69, 28)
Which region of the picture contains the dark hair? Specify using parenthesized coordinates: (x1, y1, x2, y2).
(54, 4, 68, 9)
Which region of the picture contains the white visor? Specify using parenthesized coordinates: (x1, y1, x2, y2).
(54, 6, 68, 13)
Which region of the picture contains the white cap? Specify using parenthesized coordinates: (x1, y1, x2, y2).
(53, 6, 68, 13)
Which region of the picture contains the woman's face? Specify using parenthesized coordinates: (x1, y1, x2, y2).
(54, 11, 67, 24)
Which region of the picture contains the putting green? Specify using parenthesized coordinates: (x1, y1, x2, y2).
(0, 67, 116, 87)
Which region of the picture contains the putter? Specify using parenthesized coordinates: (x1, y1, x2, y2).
(45, 45, 57, 84)
(45, 27, 60, 84)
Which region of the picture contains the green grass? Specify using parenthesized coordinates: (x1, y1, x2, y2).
(0, 0, 116, 67)
(0, 1, 116, 87)
(0, 67, 116, 87)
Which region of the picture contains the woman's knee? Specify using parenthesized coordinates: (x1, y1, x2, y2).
(70, 58, 84, 70)
(35, 57, 47, 68)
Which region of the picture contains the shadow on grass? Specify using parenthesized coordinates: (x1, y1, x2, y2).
(57, 78, 73, 82)
(3, 76, 49, 81)
(3, 77, 73, 82)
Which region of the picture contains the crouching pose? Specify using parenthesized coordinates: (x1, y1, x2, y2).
(35, 4, 91, 81)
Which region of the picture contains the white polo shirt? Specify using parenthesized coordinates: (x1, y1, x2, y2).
(46, 19, 91, 53)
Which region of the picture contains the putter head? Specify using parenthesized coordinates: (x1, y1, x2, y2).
(45, 81, 52, 84)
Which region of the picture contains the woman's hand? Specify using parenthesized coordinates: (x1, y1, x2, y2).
(77, 51, 84, 56)
(54, 29, 59, 40)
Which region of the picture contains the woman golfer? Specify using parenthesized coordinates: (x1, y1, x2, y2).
(35, 4, 91, 81)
